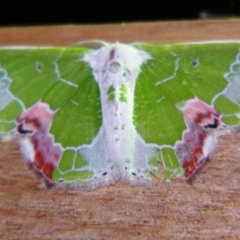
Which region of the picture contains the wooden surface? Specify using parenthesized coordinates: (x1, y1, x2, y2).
(1, 19, 240, 240)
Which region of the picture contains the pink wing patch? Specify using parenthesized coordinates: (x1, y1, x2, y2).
(14, 102, 62, 185)
(179, 98, 223, 129)
(15, 102, 56, 135)
(175, 98, 226, 180)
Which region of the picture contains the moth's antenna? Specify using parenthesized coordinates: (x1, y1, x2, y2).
(70, 40, 109, 49)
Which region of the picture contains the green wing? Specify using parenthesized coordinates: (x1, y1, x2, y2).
(136, 42, 240, 179)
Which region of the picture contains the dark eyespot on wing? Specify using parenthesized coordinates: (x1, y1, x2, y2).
(192, 59, 199, 67)
(204, 118, 218, 128)
(18, 123, 33, 134)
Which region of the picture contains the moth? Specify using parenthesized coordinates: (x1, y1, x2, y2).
(0, 41, 240, 189)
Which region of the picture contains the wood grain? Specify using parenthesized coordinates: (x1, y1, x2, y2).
(1, 19, 240, 240)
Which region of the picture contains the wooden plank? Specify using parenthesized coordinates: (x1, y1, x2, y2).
(1, 20, 240, 240)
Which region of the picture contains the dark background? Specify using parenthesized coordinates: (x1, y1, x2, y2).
(1, 0, 240, 26)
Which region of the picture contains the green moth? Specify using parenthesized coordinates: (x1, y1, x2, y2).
(0, 41, 240, 189)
